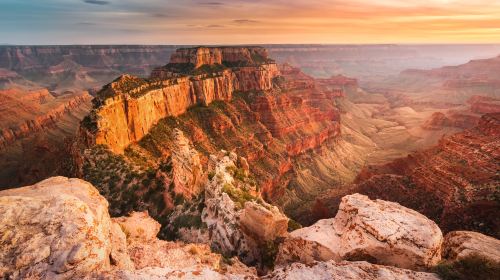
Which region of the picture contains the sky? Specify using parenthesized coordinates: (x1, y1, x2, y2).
(1, 0, 500, 44)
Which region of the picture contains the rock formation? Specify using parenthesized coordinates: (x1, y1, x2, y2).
(0, 88, 91, 149)
(167, 150, 288, 267)
(0, 177, 258, 280)
(2, 176, 499, 279)
(0, 177, 112, 279)
(170, 129, 205, 200)
(265, 261, 440, 280)
(276, 194, 442, 270)
(80, 47, 280, 154)
(442, 231, 500, 263)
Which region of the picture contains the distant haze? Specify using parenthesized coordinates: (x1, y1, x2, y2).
(1, 0, 500, 44)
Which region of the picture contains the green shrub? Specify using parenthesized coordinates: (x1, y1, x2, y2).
(261, 240, 280, 269)
(222, 183, 255, 209)
(433, 254, 500, 280)
(287, 219, 302, 232)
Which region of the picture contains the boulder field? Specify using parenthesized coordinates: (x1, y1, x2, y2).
(1, 176, 499, 279)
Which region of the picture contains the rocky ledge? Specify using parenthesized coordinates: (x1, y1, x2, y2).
(1, 176, 499, 279)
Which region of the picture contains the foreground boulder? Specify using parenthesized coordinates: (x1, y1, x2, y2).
(0, 177, 257, 280)
(443, 231, 500, 262)
(0, 177, 112, 279)
(264, 260, 440, 280)
(277, 193, 443, 270)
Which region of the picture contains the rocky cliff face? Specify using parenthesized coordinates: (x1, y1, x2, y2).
(80, 47, 280, 154)
(0, 88, 91, 149)
(0, 88, 92, 189)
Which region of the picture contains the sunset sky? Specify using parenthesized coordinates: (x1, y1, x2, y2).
(1, 0, 500, 44)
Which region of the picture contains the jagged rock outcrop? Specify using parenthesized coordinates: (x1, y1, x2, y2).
(169, 47, 271, 69)
(197, 151, 287, 264)
(171, 129, 205, 200)
(264, 261, 440, 280)
(0, 177, 258, 280)
(442, 231, 500, 263)
(276, 194, 442, 270)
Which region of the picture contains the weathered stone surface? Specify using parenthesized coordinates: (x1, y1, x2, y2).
(442, 231, 500, 263)
(264, 261, 440, 280)
(277, 194, 442, 270)
(275, 236, 337, 266)
(0, 177, 259, 279)
(113, 211, 161, 241)
(333, 194, 443, 269)
(0, 177, 112, 279)
(276, 218, 338, 266)
(109, 222, 134, 270)
(240, 202, 288, 241)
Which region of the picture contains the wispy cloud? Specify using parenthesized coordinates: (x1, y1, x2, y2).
(206, 24, 225, 28)
(233, 19, 260, 24)
(151, 13, 168, 18)
(83, 0, 110, 5)
(198, 2, 224, 6)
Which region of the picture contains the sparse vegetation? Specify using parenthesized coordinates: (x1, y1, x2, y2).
(222, 183, 255, 209)
(433, 254, 500, 280)
(261, 239, 281, 270)
(287, 219, 302, 232)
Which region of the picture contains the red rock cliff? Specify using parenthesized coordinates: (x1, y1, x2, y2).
(82, 47, 280, 154)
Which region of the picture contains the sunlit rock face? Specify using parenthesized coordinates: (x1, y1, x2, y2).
(319, 113, 500, 239)
(80, 47, 280, 154)
(169, 150, 289, 267)
(276, 193, 443, 270)
(442, 231, 500, 263)
(0, 177, 112, 279)
(0, 177, 258, 280)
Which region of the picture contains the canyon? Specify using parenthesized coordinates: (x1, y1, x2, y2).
(0, 87, 92, 188)
(0, 44, 499, 279)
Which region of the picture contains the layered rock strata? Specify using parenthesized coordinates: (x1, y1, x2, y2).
(75, 48, 345, 227)
(81, 47, 280, 154)
(0, 88, 91, 149)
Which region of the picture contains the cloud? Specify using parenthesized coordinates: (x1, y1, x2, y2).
(198, 2, 224, 6)
(83, 0, 110, 5)
(151, 13, 168, 18)
(206, 24, 225, 28)
(233, 19, 260, 24)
